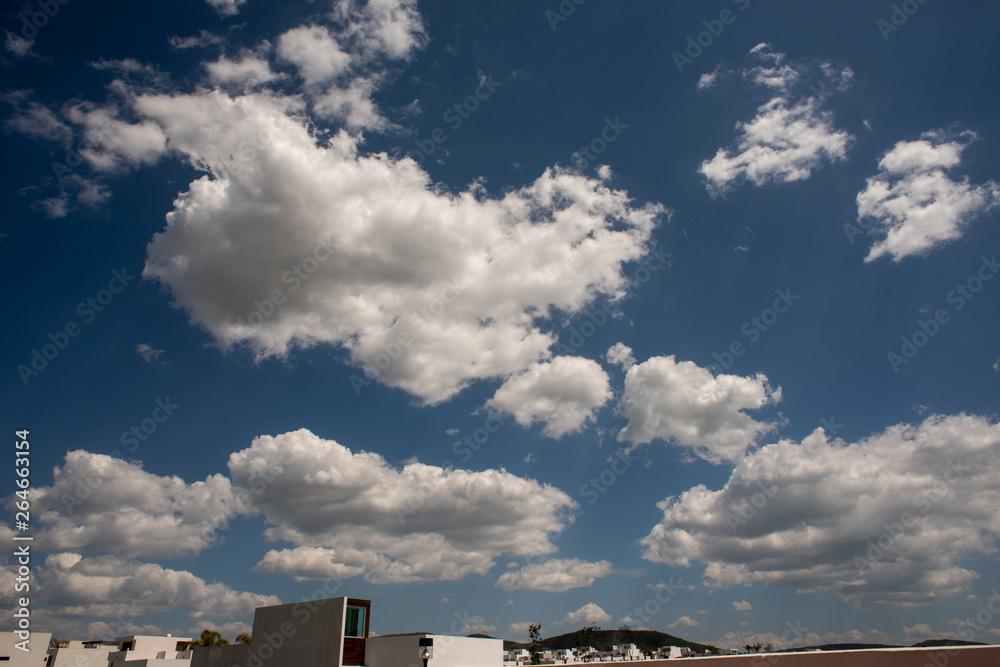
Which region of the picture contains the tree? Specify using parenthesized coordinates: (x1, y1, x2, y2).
(236, 633, 252, 644)
(191, 630, 229, 647)
(616, 623, 634, 646)
(528, 623, 543, 665)
(574, 626, 601, 661)
(744, 642, 762, 654)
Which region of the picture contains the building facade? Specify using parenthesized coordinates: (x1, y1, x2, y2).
(191, 596, 370, 667)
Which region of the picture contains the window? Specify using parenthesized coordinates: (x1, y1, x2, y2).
(345, 605, 365, 638)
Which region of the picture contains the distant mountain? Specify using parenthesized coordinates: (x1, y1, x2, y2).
(503, 629, 713, 654)
(781, 639, 987, 653)
(910, 639, 986, 648)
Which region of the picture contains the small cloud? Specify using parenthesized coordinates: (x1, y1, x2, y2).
(503, 598, 514, 607)
(993, 358, 999, 373)
(446, 428, 459, 436)
(523, 453, 535, 463)
(733, 245, 749, 252)
(5, 32, 36, 59)
(169, 30, 224, 50)
(697, 66, 723, 91)
(695, 609, 707, 615)
(136, 343, 164, 364)
(438, 597, 449, 605)
(606, 343, 636, 370)
(597, 165, 613, 181)
(732, 600, 753, 611)
(557, 603, 611, 626)
(863, 119, 873, 133)
(667, 616, 699, 629)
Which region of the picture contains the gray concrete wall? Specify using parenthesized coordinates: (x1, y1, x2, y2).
(191, 597, 347, 667)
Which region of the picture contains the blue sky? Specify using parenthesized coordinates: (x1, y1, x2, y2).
(3, 0, 1000, 652)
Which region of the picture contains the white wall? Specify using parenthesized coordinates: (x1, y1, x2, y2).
(47, 645, 116, 667)
(0, 631, 52, 667)
(367, 634, 502, 667)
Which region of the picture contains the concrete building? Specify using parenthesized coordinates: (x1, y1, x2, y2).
(191, 596, 506, 667)
(107, 635, 193, 666)
(46, 640, 117, 666)
(191, 596, 370, 667)
(366, 634, 501, 667)
(0, 631, 52, 667)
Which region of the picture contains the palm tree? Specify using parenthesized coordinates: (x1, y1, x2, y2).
(190, 629, 229, 647)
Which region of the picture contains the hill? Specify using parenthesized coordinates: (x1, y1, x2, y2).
(503, 628, 714, 654)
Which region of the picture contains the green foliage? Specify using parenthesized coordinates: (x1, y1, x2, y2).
(236, 633, 252, 644)
(528, 623, 543, 665)
(191, 629, 229, 647)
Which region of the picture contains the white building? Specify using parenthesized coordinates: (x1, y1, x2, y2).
(0, 631, 52, 667)
(610, 644, 642, 660)
(107, 635, 193, 666)
(46, 640, 117, 666)
(367, 634, 501, 667)
(654, 646, 683, 659)
(504, 648, 530, 664)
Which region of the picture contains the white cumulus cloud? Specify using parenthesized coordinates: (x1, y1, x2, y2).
(639, 413, 1000, 609)
(857, 129, 1000, 262)
(23, 450, 237, 559)
(617, 355, 782, 463)
(699, 45, 854, 197)
(488, 357, 612, 438)
(228, 429, 577, 584)
(495, 558, 613, 592)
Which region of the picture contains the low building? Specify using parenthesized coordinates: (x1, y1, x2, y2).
(107, 635, 193, 666)
(191, 596, 370, 667)
(0, 631, 52, 667)
(367, 634, 501, 667)
(46, 640, 117, 666)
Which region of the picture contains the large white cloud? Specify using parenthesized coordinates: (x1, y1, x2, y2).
(857, 129, 1000, 262)
(640, 413, 1000, 609)
(617, 356, 782, 463)
(699, 44, 854, 196)
(228, 429, 578, 584)
(487, 356, 612, 438)
(137, 87, 662, 404)
(23, 450, 237, 559)
(495, 558, 613, 592)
